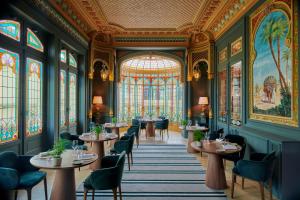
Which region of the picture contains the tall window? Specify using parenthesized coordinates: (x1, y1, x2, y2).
(118, 55, 183, 123)
(0, 48, 19, 143)
(0, 20, 45, 143)
(59, 50, 78, 132)
(26, 58, 43, 136)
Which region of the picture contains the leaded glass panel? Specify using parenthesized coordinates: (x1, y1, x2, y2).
(26, 58, 43, 136)
(0, 48, 19, 143)
(60, 70, 66, 127)
(69, 72, 77, 125)
(0, 20, 20, 41)
(27, 28, 44, 52)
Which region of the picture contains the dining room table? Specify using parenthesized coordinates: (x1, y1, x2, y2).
(103, 122, 128, 139)
(179, 125, 209, 153)
(30, 150, 98, 200)
(79, 132, 118, 170)
(191, 140, 242, 190)
(139, 118, 162, 137)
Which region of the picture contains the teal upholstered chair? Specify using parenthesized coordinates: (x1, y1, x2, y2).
(83, 151, 126, 200)
(60, 132, 87, 150)
(231, 151, 276, 200)
(128, 125, 140, 147)
(0, 151, 48, 200)
(155, 119, 169, 139)
(223, 134, 246, 165)
(111, 131, 135, 170)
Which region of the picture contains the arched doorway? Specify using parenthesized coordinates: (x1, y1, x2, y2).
(118, 54, 183, 124)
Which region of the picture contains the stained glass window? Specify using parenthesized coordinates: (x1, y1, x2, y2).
(60, 70, 66, 127)
(69, 53, 77, 68)
(231, 61, 242, 126)
(118, 55, 183, 123)
(0, 48, 19, 143)
(0, 20, 20, 41)
(69, 73, 77, 125)
(27, 28, 44, 52)
(60, 50, 67, 63)
(218, 65, 227, 123)
(26, 58, 43, 136)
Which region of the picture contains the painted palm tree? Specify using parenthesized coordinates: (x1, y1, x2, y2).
(282, 48, 290, 84)
(260, 15, 289, 92)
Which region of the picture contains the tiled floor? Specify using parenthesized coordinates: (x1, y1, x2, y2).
(16, 131, 274, 200)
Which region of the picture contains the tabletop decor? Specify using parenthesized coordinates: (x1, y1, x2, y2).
(193, 130, 204, 147)
(49, 139, 66, 166)
(111, 116, 117, 125)
(93, 125, 102, 139)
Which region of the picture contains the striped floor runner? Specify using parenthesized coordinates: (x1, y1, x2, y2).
(76, 144, 227, 200)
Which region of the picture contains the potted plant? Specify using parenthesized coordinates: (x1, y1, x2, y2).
(93, 125, 102, 139)
(181, 119, 188, 138)
(194, 130, 204, 147)
(111, 117, 117, 126)
(50, 139, 66, 166)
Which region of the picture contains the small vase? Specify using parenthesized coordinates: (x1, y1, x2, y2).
(52, 157, 62, 166)
(194, 141, 202, 147)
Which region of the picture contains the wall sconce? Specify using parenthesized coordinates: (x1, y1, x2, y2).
(193, 64, 201, 80)
(93, 96, 103, 111)
(100, 64, 109, 81)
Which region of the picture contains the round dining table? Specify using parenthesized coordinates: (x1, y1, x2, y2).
(103, 122, 128, 139)
(139, 118, 162, 137)
(30, 150, 98, 200)
(79, 133, 118, 170)
(179, 126, 209, 153)
(191, 140, 241, 189)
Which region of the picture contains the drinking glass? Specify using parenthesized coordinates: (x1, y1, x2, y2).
(72, 140, 78, 156)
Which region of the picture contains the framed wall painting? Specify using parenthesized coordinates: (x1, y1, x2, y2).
(231, 37, 242, 56)
(249, 0, 298, 127)
(219, 47, 227, 64)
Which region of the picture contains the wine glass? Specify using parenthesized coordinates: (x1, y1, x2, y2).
(72, 140, 78, 156)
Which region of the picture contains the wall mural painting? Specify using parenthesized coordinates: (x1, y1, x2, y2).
(249, 0, 298, 126)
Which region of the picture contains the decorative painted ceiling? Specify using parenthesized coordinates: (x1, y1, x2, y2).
(50, 0, 258, 45)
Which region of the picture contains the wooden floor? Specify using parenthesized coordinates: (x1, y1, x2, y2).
(16, 131, 275, 200)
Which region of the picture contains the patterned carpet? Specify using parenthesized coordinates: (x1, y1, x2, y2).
(76, 144, 227, 200)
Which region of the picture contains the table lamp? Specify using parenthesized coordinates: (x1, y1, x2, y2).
(199, 97, 208, 115)
(93, 96, 103, 111)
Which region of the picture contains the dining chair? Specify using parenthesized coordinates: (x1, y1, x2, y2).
(83, 151, 126, 200)
(59, 132, 87, 150)
(110, 133, 135, 170)
(231, 151, 276, 200)
(0, 151, 48, 200)
(222, 134, 246, 165)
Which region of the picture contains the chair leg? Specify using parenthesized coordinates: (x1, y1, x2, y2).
(119, 185, 122, 200)
(112, 188, 117, 200)
(259, 182, 265, 200)
(79, 167, 81, 171)
(127, 153, 131, 170)
(241, 177, 245, 189)
(44, 177, 48, 200)
(26, 188, 32, 200)
(14, 190, 18, 200)
(130, 152, 133, 165)
(231, 173, 235, 198)
(83, 188, 88, 200)
(92, 190, 95, 200)
(269, 178, 273, 200)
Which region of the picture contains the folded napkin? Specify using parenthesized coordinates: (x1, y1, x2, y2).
(222, 144, 238, 150)
(39, 152, 50, 157)
(80, 153, 96, 160)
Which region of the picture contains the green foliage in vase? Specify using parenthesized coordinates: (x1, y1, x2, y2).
(94, 125, 102, 136)
(181, 119, 188, 126)
(194, 130, 204, 142)
(112, 117, 117, 124)
(50, 139, 66, 158)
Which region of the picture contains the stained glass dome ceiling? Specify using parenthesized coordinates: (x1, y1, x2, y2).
(122, 55, 180, 72)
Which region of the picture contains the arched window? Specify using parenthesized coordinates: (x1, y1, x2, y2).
(26, 28, 44, 52)
(118, 55, 183, 123)
(0, 20, 20, 41)
(26, 58, 43, 136)
(69, 53, 77, 68)
(0, 48, 19, 143)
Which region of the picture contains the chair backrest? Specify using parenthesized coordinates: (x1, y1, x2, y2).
(0, 151, 18, 170)
(225, 134, 246, 159)
(209, 133, 219, 140)
(132, 119, 140, 126)
(163, 119, 169, 129)
(60, 132, 72, 140)
(263, 151, 276, 176)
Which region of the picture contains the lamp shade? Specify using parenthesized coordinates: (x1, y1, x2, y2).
(198, 97, 208, 105)
(93, 96, 103, 104)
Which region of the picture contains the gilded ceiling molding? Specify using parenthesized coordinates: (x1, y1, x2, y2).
(49, 0, 91, 37)
(207, 0, 259, 39)
(30, 0, 89, 46)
